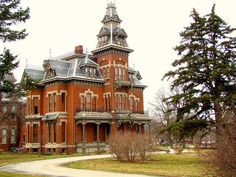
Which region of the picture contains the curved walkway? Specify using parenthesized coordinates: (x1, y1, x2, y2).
(0, 154, 156, 177)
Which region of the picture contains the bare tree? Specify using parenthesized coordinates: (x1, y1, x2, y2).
(205, 109, 236, 177)
(149, 88, 176, 146)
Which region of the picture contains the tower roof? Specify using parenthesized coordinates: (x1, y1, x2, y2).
(93, 1, 133, 54)
(102, 2, 122, 24)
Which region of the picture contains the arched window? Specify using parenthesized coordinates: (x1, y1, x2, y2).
(86, 93, 92, 111)
(123, 68, 125, 80)
(103, 68, 106, 78)
(115, 94, 118, 110)
(80, 96, 84, 111)
(135, 100, 139, 113)
(92, 97, 97, 111)
(115, 67, 118, 80)
(123, 95, 126, 110)
(130, 97, 134, 112)
(118, 67, 122, 80)
(119, 95, 123, 110)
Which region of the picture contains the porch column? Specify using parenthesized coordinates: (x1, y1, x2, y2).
(82, 122, 86, 153)
(75, 123, 78, 144)
(96, 123, 100, 142)
(105, 124, 108, 142)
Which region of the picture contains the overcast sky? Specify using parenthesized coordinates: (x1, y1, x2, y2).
(2, 0, 236, 110)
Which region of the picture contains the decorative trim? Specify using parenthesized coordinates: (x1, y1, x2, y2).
(32, 95, 40, 100)
(129, 93, 140, 102)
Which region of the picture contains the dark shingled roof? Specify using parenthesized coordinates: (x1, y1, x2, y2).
(47, 60, 70, 77)
(24, 68, 45, 80)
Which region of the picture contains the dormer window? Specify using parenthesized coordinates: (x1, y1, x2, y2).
(84, 67, 97, 78)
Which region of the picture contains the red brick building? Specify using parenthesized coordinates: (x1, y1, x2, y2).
(22, 2, 151, 153)
(0, 99, 25, 152)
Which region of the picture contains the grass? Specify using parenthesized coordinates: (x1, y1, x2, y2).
(0, 152, 82, 177)
(68, 154, 209, 177)
(0, 171, 43, 177)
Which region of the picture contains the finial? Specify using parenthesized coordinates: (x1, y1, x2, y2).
(49, 48, 52, 59)
(26, 59, 28, 67)
(107, 0, 115, 6)
(85, 48, 89, 62)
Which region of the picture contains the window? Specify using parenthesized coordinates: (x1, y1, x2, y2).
(33, 97, 38, 114)
(118, 67, 122, 80)
(48, 94, 51, 112)
(94, 68, 96, 77)
(108, 95, 110, 111)
(10, 128, 15, 144)
(27, 124, 30, 143)
(85, 93, 92, 111)
(115, 94, 118, 110)
(123, 68, 125, 80)
(119, 95, 123, 110)
(80, 95, 85, 111)
(53, 93, 56, 112)
(92, 97, 97, 111)
(107, 67, 110, 77)
(103, 68, 106, 78)
(61, 92, 66, 111)
(123, 95, 126, 110)
(11, 106, 16, 113)
(33, 124, 38, 143)
(27, 98, 30, 115)
(53, 122, 56, 143)
(3, 106, 7, 113)
(115, 67, 118, 80)
(135, 100, 139, 113)
(2, 128, 6, 144)
(61, 122, 66, 143)
(130, 97, 134, 112)
(105, 95, 110, 112)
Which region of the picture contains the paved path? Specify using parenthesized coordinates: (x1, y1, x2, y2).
(0, 154, 156, 177)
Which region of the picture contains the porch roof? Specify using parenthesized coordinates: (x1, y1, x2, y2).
(115, 113, 151, 122)
(74, 111, 112, 120)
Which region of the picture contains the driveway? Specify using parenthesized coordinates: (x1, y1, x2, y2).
(0, 154, 156, 177)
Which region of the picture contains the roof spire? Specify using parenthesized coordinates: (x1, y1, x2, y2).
(107, 0, 116, 6)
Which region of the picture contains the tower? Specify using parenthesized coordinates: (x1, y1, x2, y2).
(92, 1, 134, 117)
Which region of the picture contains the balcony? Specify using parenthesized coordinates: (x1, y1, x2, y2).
(115, 80, 132, 88)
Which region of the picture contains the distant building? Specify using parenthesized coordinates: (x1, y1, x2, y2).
(0, 75, 25, 152)
(22, 2, 151, 154)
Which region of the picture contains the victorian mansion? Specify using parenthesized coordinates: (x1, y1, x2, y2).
(22, 2, 151, 153)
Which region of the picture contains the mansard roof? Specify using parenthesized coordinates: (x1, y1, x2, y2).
(128, 67, 146, 88)
(113, 27, 127, 37)
(97, 27, 110, 37)
(24, 67, 45, 80)
(45, 59, 70, 77)
(23, 54, 103, 84)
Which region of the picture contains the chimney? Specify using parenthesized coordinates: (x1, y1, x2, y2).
(75, 45, 83, 54)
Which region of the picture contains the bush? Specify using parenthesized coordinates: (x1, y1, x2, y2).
(205, 110, 236, 177)
(108, 131, 155, 162)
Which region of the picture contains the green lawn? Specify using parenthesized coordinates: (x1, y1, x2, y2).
(68, 154, 208, 177)
(0, 171, 43, 177)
